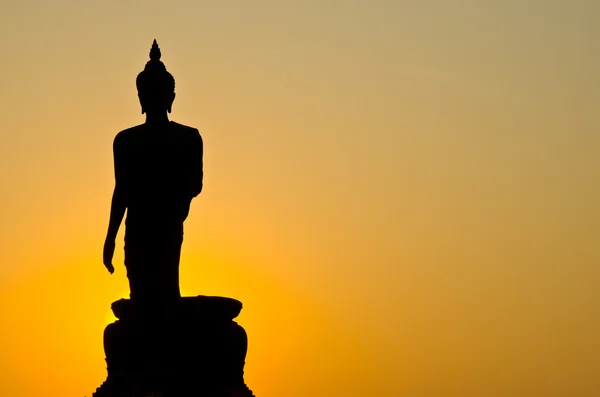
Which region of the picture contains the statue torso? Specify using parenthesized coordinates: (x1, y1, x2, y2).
(114, 121, 202, 234)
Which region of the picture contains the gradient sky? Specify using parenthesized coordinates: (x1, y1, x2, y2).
(0, 1, 599, 396)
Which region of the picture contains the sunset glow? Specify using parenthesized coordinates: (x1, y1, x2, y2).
(1, 1, 599, 396)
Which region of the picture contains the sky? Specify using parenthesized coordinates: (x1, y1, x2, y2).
(0, 1, 599, 396)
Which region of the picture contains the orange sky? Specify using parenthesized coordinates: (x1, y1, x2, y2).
(1, 1, 599, 396)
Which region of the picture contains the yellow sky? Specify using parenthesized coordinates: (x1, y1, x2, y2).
(0, 1, 599, 396)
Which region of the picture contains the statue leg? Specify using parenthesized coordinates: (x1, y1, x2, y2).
(124, 229, 183, 302)
(155, 236, 182, 299)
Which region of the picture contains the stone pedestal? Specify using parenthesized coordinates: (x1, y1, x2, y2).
(91, 296, 255, 397)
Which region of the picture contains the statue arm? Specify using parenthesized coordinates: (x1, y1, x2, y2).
(189, 130, 203, 198)
(106, 135, 127, 241)
(103, 134, 128, 273)
(106, 188, 126, 241)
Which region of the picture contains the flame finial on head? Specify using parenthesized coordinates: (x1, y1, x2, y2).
(149, 39, 161, 61)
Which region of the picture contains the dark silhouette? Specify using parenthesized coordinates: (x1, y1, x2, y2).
(103, 39, 203, 302)
(92, 40, 254, 397)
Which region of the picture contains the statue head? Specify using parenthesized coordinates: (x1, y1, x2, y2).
(136, 39, 176, 115)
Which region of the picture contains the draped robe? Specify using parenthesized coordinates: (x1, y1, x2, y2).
(113, 121, 203, 301)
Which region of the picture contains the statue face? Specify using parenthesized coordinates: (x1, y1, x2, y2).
(139, 91, 176, 114)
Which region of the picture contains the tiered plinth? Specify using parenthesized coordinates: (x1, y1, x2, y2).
(92, 296, 254, 397)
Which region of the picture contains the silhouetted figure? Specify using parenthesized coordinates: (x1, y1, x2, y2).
(103, 40, 203, 302)
(93, 40, 254, 397)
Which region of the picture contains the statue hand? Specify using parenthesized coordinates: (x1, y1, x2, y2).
(103, 238, 116, 274)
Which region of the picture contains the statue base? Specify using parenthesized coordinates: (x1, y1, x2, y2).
(91, 296, 255, 397)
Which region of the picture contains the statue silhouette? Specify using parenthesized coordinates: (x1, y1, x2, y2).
(103, 39, 203, 302)
(93, 41, 254, 397)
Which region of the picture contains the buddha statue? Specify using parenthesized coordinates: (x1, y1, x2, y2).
(102, 39, 203, 302)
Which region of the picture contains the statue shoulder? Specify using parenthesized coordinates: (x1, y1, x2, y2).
(114, 124, 145, 147)
(170, 122, 202, 138)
